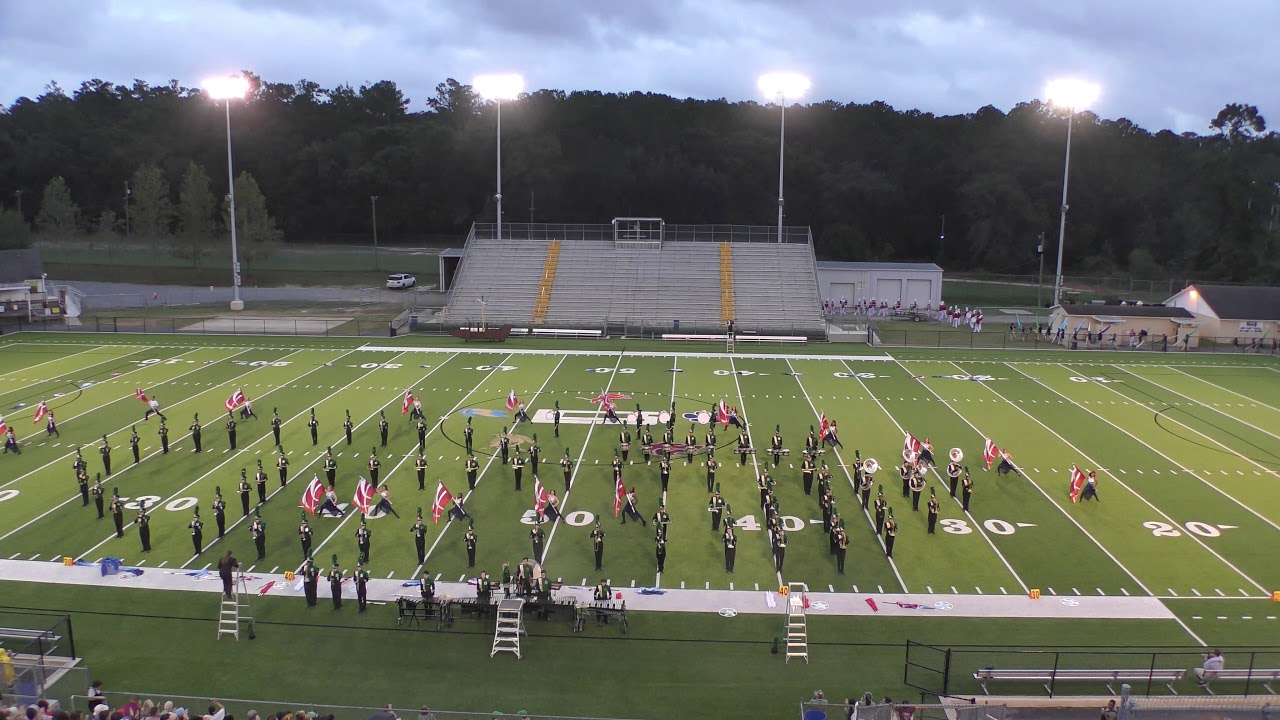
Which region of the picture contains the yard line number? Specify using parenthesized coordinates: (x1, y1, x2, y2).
(940, 518, 1022, 535)
(1143, 521, 1228, 538)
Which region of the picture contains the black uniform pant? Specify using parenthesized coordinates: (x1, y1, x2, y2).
(949, 476, 959, 497)
(279, 469, 288, 487)
(928, 513, 938, 534)
(255, 536, 266, 560)
(724, 546, 736, 572)
(711, 511, 722, 532)
(326, 469, 336, 485)
(876, 513, 885, 535)
(114, 516, 124, 537)
(301, 538, 312, 559)
(902, 477, 910, 497)
(554, 420, 559, 437)
(221, 573, 234, 598)
(660, 475, 669, 493)
(417, 432, 425, 450)
(311, 428, 318, 445)
(370, 468, 378, 484)
(415, 537, 425, 564)
(380, 429, 388, 447)
(304, 582, 317, 606)
(193, 434, 202, 452)
(468, 472, 477, 490)
(103, 457, 111, 475)
(565, 472, 573, 492)
(80, 486, 89, 506)
(912, 490, 921, 511)
(501, 447, 508, 464)
(132, 446, 140, 464)
(774, 546, 785, 572)
(465, 437, 472, 453)
(241, 494, 251, 516)
(594, 547, 603, 570)
(357, 584, 368, 611)
(417, 470, 426, 490)
(861, 487, 871, 509)
(514, 469, 522, 490)
(836, 548, 846, 574)
(257, 484, 266, 504)
(161, 436, 169, 453)
(95, 497, 104, 518)
(331, 584, 342, 608)
(139, 525, 151, 552)
(228, 431, 237, 450)
(216, 515, 226, 537)
(359, 542, 370, 562)
(773, 452, 781, 467)
(345, 429, 352, 445)
(706, 472, 715, 492)
(656, 547, 666, 573)
(885, 535, 895, 557)
(467, 547, 476, 567)
(273, 428, 281, 445)
(192, 531, 202, 555)
(803, 474, 813, 495)
(532, 540, 543, 564)
(962, 489, 972, 511)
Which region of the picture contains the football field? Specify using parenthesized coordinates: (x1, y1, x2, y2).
(2, 333, 1279, 624)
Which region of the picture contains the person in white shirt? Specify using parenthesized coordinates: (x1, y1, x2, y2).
(1194, 649, 1224, 685)
(144, 397, 163, 421)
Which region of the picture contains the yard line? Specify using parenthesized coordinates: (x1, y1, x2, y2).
(885, 358, 1155, 596)
(192, 353, 459, 569)
(538, 354, 627, 571)
(1014, 364, 1280, 535)
(978, 361, 1269, 594)
(0, 344, 134, 383)
(836, 357, 1027, 593)
(727, 355, 783, 588)
(0, 347, 251, 492)
(64, 347, 375, 559)
(0, 347, 327, 546)
(785, 358, 908, 593)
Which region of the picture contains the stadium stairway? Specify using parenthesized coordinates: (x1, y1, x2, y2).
(531, 241, 561, 325)
(719, 244, 735, 326)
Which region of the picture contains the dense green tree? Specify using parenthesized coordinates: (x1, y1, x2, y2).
(228, 171, 281, 271)
(0, 208, 33, 249)
(129, 164, 172, 250)
(35, 176, 78, 236)
(177, 161, 216, 266)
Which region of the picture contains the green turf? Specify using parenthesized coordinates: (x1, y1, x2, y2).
(2, 335, 1280, 716)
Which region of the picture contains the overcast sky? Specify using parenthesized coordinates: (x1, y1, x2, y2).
(0, 0, 1275, 134)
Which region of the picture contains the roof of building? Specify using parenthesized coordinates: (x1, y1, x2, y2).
(1054, 303, 1193, 319)
(438, 248, 467, 258)
(815, 260, 943, 272)
(1178, 284, 1280, 321)
(0, 248, 43, 284)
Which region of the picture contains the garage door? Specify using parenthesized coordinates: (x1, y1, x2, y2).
(829, 282, 856, 302)
(875, 278, 903, 303)
(905, 279, 932, 305)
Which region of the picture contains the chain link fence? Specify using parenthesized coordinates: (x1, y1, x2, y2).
(800, 700, 1006, 720)
(70, 694, 650, 720)
(868, 325, 1280, 354)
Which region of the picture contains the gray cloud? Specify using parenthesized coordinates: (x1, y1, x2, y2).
(0, 0, 1273, 133)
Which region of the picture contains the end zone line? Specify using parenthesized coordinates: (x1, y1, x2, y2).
(838, 358, 1028, 594)
(962, 361, 1267, 596)
(412, 352, 566, 578)
(784, 358, 909, 593)
(0, 347, 327, 546)
(889, 356, 1155, 596)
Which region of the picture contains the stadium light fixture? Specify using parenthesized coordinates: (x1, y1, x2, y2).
(758, 73, 811, 243)
(474, 74, 525, 241)
(1044, 77, 1102, 307)
(202, 74, 251, 310)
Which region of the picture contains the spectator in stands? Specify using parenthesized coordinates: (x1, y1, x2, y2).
(87, 683, 106, 708)
(1100, 699, 1117, 720)
(417, 707, 435, 720)
(118, 698, 141, 719)
(809, 690, 827, 705)
(201, 701, 225, 720)
(1194, 649, 1224, 686)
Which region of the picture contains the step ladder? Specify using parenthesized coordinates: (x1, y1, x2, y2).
(217, 574, 255, 641)
(725, 333, 735, 354)
(491, 598, 526, 659)
(784, 582, 809, 664)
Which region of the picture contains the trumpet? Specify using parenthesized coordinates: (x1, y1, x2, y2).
(863, 458, 880, 474)
(949, 447, 964, 463)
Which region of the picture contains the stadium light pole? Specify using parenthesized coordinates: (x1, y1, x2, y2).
(1045, 78, 1101, 308)
(758, 72, 811, 243)
(370, 195, 379, 270)
(473, 73, 525, 241)
(203, 74, 252, 311)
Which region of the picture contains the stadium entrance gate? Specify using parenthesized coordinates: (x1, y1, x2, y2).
(904, 640, 951, 698)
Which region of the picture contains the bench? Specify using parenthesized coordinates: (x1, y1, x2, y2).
(507, 328, 603, 338)
(1199, 668, 1280, 695)
(973, 668, 1186, 696)
(659, 333, 807, 344)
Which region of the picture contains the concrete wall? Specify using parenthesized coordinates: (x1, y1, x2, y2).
(817, 268, 942, 305)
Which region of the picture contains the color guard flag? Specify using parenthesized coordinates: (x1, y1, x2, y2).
(903, 433, 922, 462)
(506, 389, 519, 413)
(401, 389, 414, 415)
(819, 412, 831, 440)
(534, 477, 550, 519)
(0, 416, 7, 435)
(982, 438, 1000, 471)
(431, 483, 453, 524)
(301, 477, 325, 514)
(717, 399, 731, 427)
(353, 478, 376, 515)
(1069, 466, 1087, 503)
(32, 401, 48, 425)
(613, 473, 626, 517)
(224, 388, 246, 413)
(134, 388, 148, 404)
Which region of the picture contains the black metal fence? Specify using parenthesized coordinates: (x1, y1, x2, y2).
(0, 608, 76, 659)
(871, 328, 1280, 354)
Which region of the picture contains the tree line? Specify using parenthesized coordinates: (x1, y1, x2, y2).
(0, 73, 1277, 281)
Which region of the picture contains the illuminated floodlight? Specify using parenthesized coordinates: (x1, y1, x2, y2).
(757, 72, 811, 101)
(1044, 78, 1101, 111)
(203, 75, 250, 100)
(473, 73, 525, 101)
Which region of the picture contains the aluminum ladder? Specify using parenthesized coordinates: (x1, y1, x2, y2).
(217, 574, 255, 640)
(491, 598, 525, 659)
(784, 581, 808, 663)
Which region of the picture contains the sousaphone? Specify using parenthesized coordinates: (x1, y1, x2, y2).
(949, 447, 964, 463)
(863, 458, 880, 474)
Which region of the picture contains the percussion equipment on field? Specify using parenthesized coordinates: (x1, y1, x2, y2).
(695, 411, 712, 425)
(950, 447, 964, 463)
(619, 442, 631, 451)
(770, 447, 791, 456)
(863, 458, 880, 474)
(738, 446, 756, 455)
(658, 411, 672, 425)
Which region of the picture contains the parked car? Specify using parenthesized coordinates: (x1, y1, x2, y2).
(386, 273, 417, 289)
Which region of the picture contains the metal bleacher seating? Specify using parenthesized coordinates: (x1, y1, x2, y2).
(730, 244, 825, 335)
(447, 237, 552, 326)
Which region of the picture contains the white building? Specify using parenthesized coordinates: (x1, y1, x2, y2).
(815, 261, 943, 306)
(1165, 284, 1280, 342)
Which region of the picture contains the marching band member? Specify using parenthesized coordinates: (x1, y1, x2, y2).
(642, 425, 654, 464)
(375, 483, 400, 518)
(620, 486, 646, 526)
(1081, 470, 1100, 501)
(771, 425, 784, 467)
(619, 421, 631, 463)
(544, 489, 562, 521)
(997, 449, 1021, 476)
(909, 467, 926, 511)
(919, 438, 935, 467)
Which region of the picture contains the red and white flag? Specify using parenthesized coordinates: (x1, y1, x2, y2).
(505, 389, 519, 413)
(0, 416, 8, 435)
(819, 412, 832, 440)
(224, 388, 246, 413)
(903, 433, 923, 461)
(982, 438, 1000, 471)
(134, 388, 148, 404)
(613, 473, 626, 517)
(533, 477, 551, 519)
(431, 482, 453, 524)
(301, 477, 325, 514)
(353, 478, 376, 515)
(401, 389, 415, 415)
(1069, 466, 1087, 503)
(717, 399, 731, 427)
(32, 401, 48, 425)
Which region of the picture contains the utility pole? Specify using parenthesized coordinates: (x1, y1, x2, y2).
(1037, 232, 1046, 308)
(938, 215, 946, 258)
(370, 195, 379, 270)
(123, 181, 132, 239)
(13, 189, 21, 217)
(529, 190, 535, 225)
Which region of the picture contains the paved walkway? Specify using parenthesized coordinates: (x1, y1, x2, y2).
(0, 558, 1174, 620)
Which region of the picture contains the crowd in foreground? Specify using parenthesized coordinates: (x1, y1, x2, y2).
(0, 693, 443, 720)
